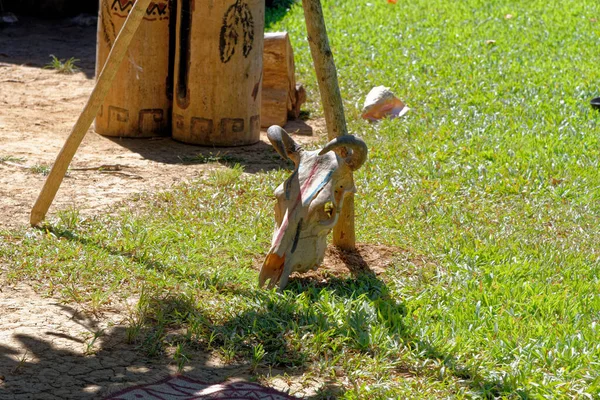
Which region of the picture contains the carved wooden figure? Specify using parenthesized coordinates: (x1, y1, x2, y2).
(259, 126, 368, 290)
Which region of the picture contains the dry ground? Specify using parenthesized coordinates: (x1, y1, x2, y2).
(0, 17, 331, 399)
(0, 17, 397, 400)
(0, 17, 321, 230)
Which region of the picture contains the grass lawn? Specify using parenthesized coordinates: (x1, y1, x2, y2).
(2, 0, 600, 397)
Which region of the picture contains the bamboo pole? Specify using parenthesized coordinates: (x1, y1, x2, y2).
(301, 0, 356, 249)
(30, 0, 153, 226)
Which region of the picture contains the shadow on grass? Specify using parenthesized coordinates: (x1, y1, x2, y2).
(266, 0, 298, 29)
(32, 225, 529, 398)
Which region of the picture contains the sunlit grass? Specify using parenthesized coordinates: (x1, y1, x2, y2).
(2, 0, 600, 397)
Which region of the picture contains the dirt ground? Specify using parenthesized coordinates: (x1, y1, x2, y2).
(0, 17, 322, 230)
(0, 245, 400, 399)
(0, 17, 399, 400)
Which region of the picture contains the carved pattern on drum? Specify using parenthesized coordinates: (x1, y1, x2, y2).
(191, 117, 214, 139)
(220, 118, 245, 136)
(219, 0, 254, 63)
(250, 114, 260, 134)
(174, 113, 185, 131)
(138, 109, 165, 132)
(108, 106, 130, 126)
(110, 0, 170, 21)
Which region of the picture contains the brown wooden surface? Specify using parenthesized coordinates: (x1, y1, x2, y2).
(30, 0, 153, 226)
(301, 0, 355, 249)
(94, 0, 172, 137)
(172, 0, 264, 146)
(261, 32, 303, 128)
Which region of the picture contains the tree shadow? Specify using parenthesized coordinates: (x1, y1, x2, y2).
(2, 0, 292, 24)
(1, 0, 97, 19)
(24, 224, 530, 398)
(0, 307, 292, 399)
(0, 0, 299, 80)
(105, 136, 293, 174)
(265, 0, 298, 29)
(0, 17, 97, 78)
(284, 248, 530, 399)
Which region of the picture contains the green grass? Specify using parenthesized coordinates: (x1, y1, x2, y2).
(44, 54, 80, 74)
(0, 155, 51, 175)
(0, 155, 25, 163)
(3, 0, 600, 398)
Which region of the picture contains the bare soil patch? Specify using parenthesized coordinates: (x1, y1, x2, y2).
(0, 18, 323, 230)
(0, 283, 322, 399)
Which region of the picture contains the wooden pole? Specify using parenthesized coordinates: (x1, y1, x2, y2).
(301, 0, 356, 250)
(30, 0, 153, 226)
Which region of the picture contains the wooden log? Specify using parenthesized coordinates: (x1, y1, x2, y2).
(94, 0, 172, 137)
(172, 0, 264, 146)
(30, 0, 152, 227)
(301, 0, 356, 250)
(261, 32, 306, 128)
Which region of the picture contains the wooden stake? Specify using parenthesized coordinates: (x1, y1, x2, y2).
(301, 0, 356, 249)
(30, 0, 152, 226)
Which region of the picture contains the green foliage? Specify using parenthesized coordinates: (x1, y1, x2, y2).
(2, 0, 600, 397)
(265, 0, 297, 29)
(44, 54, 80, 74)
(30, 163, 51, 175)
(0, 155, 25, 163)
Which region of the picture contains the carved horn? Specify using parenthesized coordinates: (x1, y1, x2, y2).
(267, 125, 301, 163)
(318, 135, 368, 171)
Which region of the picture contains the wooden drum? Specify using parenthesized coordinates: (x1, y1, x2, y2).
(95, 0, 173, 137)
(172, 0, 264, 146)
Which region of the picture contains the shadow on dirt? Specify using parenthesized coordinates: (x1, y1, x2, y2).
(0, 317, 299, 399)
(0, 0, 298, 79)
(0, 17, 97, 78)
(106, 136, 293, 174)
(1, 0, 97, 19)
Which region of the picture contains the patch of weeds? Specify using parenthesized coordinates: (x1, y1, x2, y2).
(251, 343, 266, 372)
(208, 163, 244, 186)
(30, 163, 50, 175)
(84, 329, 105, 355)
(44, 54, 80, 74)
(142, 326, 165, 357)
(174, 343, 190, 373)
(56, 209, 82, 232)
(89, 286, 114, 315)
(219, 344, 237, 364)
(11, 351, 28, 374)
(0, 155, 25, 163)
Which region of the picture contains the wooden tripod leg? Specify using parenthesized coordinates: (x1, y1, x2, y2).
(301, 0, 356, 250)
(30, 0, 152, 226)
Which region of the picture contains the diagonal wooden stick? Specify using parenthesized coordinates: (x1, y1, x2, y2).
(30, 0, 152, 226)
(301, 0, 356, 250)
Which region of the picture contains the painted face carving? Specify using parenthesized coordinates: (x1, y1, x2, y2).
(259, 126, 368, 290)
